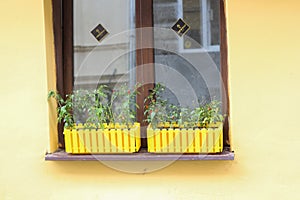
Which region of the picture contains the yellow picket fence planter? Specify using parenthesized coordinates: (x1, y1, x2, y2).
(64, 123, 141, 154)
(147, 122, 223, 153)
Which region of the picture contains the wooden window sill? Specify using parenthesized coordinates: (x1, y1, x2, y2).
(45, 148, 234, 161)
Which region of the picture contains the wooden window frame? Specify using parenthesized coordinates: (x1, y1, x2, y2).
(51, 0, 230, 153)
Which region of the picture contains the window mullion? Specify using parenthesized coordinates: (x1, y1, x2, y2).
(201, 0, 208, 49)
(135, 0, 155, 148)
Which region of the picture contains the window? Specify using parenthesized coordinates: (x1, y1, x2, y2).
(180, 0, 220, 52)
(49, 0, 231, 159)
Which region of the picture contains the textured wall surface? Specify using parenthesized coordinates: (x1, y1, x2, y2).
(0, 0, 300, 199)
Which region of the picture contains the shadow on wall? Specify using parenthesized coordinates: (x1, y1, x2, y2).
(45, 159, 237, 176)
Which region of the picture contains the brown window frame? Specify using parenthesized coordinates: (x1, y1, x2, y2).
(51, 0, 230, 152)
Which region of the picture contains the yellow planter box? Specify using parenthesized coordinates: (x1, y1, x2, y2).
(147, 122, 223, 153)
(64, 123, 141, 154)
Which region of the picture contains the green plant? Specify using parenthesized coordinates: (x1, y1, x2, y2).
(166, 104, 181, 123)
(48, 83, 140, 129)
(178, 107, 194, 127)
(110, 83, 140, 125)
(48, 91, 74, 129)
(73, 89, 94, 123)
(144, 83, 168, 128)
(196, 100, 224, 127)
(144, 83, 224, 129)
(85, 85, 112, 128)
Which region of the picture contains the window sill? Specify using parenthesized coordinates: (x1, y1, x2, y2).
(45, 148, 234, 161)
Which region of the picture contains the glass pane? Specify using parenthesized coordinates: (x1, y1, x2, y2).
(73, 0, 135, 90)
(209, 0, 220, 45)
(183, 0, 202, 49)
(153, 0, 221, 109)
(73, 0, 136, 123)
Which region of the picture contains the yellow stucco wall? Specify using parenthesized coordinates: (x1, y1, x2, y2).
(1, 0, 300, 199)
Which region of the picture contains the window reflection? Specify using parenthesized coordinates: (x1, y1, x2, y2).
(73, 0, 135, 90)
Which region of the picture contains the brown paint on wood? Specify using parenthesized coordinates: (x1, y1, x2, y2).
(136, 0, 155, 147)
(220, 0, 230, 149)
(52, 0, 64, 147)
(63, 0, 74, 95)
(52, 0, 74, 147)
(45, 149, 235, 161)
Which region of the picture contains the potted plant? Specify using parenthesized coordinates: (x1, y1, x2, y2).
(48, 84, 141, 154)
(145, 83, 224, 153)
